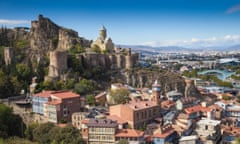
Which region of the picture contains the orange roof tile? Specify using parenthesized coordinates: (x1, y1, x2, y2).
(52, 91, 80, 99)
(34, 90, 55, 98)
(153, 128, 175, 138)
(184, 105, 212, 114)
(46, 100, 61, 105)
(81, 119, 90, 124)
(124, 100, 158, 110)
(115, 129, 144, 138)
(107, 115, 128, 124)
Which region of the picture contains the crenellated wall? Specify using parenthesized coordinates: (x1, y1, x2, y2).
(78, 52, 139, 70)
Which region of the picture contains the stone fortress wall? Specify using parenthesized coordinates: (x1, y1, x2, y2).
(78, 50, 139, 70)
(45, 25, 139, 80)
(47, 51, 67, 81)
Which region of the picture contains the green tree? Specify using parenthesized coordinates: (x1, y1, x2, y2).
(67, 55, 83, 73)
(110, 88, 130, 104)
(24, 123, 38, 141)
(235, 137, 240, 144)
(91, 45, 101, 53)
(0, 104, 26, 138)
(53, 126, 84, 144)
(86, 94, 96, 106)
(74, 79, 94, 95)
(31, 123, 84, 144)
(4, 137, 36, 144)
(10, 76, 22, 95)
(66, 78, 75, 89)
(68, 44, 85, 54)
(16, 63, 32, 81)
(118, 139, 129, 144)
(32, 123, 55, 144)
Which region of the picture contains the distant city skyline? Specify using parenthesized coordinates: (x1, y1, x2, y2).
(1, 0, 240, 48)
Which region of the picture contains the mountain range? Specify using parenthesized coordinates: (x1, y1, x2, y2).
(119, 44, 240, 54)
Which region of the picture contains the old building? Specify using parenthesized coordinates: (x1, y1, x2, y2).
(115, 129, 145, 144)
(176, 97, 198, 110)
(109, 81, 161, 129)
(32, 90, 85, 123)
(91, 25, 114, 53)
(72, 112, 88, 130)
(86, 119, 118, 144)
(152, 124, 178, 144)
(195, 118, 221, 144)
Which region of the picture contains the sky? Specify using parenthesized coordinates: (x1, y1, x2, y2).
(1, 0, 240, 48)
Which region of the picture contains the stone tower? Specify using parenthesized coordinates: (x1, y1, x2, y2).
(152, 80, 161, 105)
(47, 50, 67, 80)
(99, 25, 107, 40)
(125, 48, 133, 69)
(184, 79, 193, 97)
(4, 47, 14, 65)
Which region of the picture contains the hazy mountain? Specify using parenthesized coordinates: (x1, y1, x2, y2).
(119, 44, 240, 54)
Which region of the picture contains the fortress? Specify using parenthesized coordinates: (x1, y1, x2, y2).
(44, 26, 139, 80)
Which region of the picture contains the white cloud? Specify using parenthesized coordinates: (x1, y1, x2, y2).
(142, 35, 240, 48)
(226, 4, 240, 14)
(0, 19, 29, 25)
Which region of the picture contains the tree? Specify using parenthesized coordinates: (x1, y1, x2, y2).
(32, 123, 55, 144)
(31, 123, 84, 144)
(86, 94, 96, 106)
(16, 63, 32, 82)
(236, 137, 240, 144)
(67, 55, 83, 73)
(74, 79, 94, 95)
(118, 139, 129, 144)
(68, 44, 85, 54)
(24, 123, 38, 141)
(53, 126, 84, 144)
(0, 104, 26, 138)
(110, 88, 130, 104)
(91, 45, 101, 53)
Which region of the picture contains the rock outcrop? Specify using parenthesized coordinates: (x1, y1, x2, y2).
(119, 69, 199, 96)
(28, 14, 90, 62)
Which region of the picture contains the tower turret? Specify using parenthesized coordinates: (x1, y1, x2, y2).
(152, 80, 161, 105)
(99, 25, 107, 40)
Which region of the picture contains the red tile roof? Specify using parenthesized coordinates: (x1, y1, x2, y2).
(35, 90, 80, 99)
(153, 128, 175, 138)
(34, 90, 55, 98)
(184, 105, 211, 114)
(52, 91, 80, 99)
(124, 100, 158, 110)
(115, 129, 144, 138)
(81, 119, 90, 124)
(46, 100, 61, 105)
(107, 115, 128, 124)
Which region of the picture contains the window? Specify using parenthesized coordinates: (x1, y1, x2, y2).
(205, 125, 208, 130)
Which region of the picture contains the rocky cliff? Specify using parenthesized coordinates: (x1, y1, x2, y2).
(29, 15, 90, 62)
(118, 68, 199, 96)
(1, 15, 91, 63)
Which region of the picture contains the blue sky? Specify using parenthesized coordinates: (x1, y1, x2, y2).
(1, 0, 240, 48)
